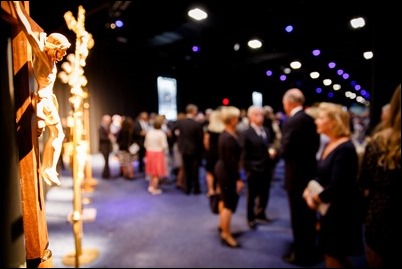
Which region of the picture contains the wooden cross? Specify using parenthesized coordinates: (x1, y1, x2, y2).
(1, 1, 52, 267)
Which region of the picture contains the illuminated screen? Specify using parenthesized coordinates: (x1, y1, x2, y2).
(252, 91, 263, 107)
(157, 76, 177, 120)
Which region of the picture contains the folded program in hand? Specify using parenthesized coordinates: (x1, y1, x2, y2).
(304, 179, 330, 216)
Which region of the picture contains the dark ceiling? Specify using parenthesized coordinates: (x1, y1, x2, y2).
(28, 1, 399, 114)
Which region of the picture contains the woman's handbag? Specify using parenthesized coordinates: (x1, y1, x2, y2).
(128, 142, 140, 155)
(209, 194, 220, 214)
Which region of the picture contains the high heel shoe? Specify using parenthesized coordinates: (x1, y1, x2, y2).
(220, 234, 240, 248)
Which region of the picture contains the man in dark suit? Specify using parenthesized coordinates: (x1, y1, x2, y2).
(177, 104, 204, 194)
(280, 88, 321, 266)
(99, 114, 113, 179)
(240, 105, 277, 229)
(133, 111, 149, 173)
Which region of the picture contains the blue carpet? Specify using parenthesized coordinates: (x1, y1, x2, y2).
(45, 154, 353, 268)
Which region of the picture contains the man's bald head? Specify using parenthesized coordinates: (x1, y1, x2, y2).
(283, 88, 305, 105)
(282, 88, 305, 116)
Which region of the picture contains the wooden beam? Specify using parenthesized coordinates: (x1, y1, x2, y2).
(2, 1, 52, 267)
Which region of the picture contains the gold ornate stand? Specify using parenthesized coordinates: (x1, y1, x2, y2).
(62, 249, 99, 266)
(59, 6, 97, 267)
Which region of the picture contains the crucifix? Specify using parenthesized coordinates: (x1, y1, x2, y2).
(2, 1, 70, 267)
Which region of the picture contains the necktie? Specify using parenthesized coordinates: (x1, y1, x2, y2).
(259, 128, 268, 145)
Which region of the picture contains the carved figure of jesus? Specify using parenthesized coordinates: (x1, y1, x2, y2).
(12, 1, 71, 185)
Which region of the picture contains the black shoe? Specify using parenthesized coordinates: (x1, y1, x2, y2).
(248, 221, 257, 230)
(282, 251, 295, 262)
(282, 251, 322, 266)
(283, 252, 307, 266)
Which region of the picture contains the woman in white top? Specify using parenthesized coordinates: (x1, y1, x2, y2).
(144, 115, 169, 195)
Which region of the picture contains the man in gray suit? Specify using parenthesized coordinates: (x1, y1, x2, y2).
(240, 106, 277, 229)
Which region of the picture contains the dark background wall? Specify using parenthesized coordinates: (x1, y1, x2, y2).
(26, 2, 402, 153)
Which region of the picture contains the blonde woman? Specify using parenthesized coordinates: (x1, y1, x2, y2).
(305, 102, 364, 267)
(214, 106, 243, 248)
(203, 108, 225, 196)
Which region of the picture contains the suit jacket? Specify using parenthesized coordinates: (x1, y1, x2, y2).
(177, 117, 204, 158)
(99, 125, 112, 154)
(240, 126, 274, 172)
(280, 110, 320, 191)
(133, 119, 146, 146)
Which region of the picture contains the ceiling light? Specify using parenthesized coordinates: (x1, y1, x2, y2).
(285, 25, 293, 33)
(310, 72, 320, 79)
(247, 39, 262, 49)
(312, 49, 321, 56)
(115, 20, 123, 28)
(290, 61, 301, 69)
(188, 8, 208, 21)
(323, 79, 332, 86)
(265, 70, 273, 77)
(363, 51, 373, 59)
(356, 96, 365, 103)
(350, 17, 365, 29)
(233, 43, 240, 51)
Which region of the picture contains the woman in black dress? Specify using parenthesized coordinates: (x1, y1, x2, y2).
(304, 102, 364, 267)
(214, 106, 243, 248)
(204, 108, 225, 196)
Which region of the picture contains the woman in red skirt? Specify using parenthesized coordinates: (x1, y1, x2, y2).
(144, 115, 169, 195)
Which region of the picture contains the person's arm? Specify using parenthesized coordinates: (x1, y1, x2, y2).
(236, 179, 244, 194)
(11, 1, 52, 71)
(203, 131, 210, 151)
